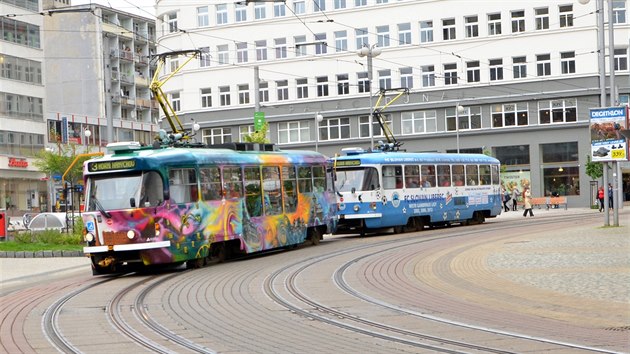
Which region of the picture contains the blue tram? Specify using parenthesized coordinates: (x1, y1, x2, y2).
(333, 148, 502, 235)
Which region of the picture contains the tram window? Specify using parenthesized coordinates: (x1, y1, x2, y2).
(466, 165, 479, 186)
(138, 171, 164, 207)
(223, 166, 243, 198)
(421, 165, 436, 187)
(452, 165, 465, 186)
(169, 168, 197, 203)
(245, 166, 262, 217)
(200, 167, 222, 200)
(479, 165, 491, 185)
(262, 166, 282, 215)
(298, 166, 312, 193)
(437, 165, 451, 187)
(363, 167, 379, 190)
(404, 165, 420, 188)
(282, 166, 297, 213)
(491, 164, 500, 185)
(382, 165, 403, 189)
(313, 165, 326, 192)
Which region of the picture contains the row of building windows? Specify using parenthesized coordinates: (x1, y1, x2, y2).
(0, 92, 43, 121)
(0, 130, 44, 157)
(0, 54, 43, 84)
(196, 99, 579, 146)
(1, 0, 39, 12)
(0, 17, 40, 48)
(162, 2, 627, 32)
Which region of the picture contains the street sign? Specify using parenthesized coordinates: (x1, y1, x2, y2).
(254, 111, 265, 131)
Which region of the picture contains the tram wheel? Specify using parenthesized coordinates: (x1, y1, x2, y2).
(309, 228, 322, 246)
(393, 225, 404, 234)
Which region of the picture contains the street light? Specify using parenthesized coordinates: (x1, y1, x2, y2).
(455, 104, 465, 154)
(357, 44, 382, 149)
(84, 129, 91, 146)
(315, 112, 323, 152)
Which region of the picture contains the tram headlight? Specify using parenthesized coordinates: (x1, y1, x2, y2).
(127, 230, 136, 240)
(353, 204, 360, 212)
(370, 202, 377, 210)
(85, 233, 94, 243)
(155, 223, 161, 237)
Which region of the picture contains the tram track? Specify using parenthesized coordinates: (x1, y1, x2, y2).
(263, 211, 624, 353)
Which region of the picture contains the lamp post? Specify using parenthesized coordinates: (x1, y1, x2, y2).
(84, 128, 91, 147)
(357, 44, 382, 149)
(315, 112, 323, 152)
(455, 104, 465, 154)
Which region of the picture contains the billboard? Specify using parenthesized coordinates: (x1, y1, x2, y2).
(589, 107, 628, 162)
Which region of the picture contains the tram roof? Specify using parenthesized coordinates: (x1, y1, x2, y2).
(333, 151, 499, 165)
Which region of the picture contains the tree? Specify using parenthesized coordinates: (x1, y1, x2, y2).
(584, 154, 603, 181)
(241, 122, 270, 144)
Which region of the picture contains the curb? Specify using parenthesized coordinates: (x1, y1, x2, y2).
(0, 250, 85, 258)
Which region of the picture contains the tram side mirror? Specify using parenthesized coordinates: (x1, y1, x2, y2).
(351, 187, 356, 194)
(163, 190, 170, 201)
(130, 197, 136, 208)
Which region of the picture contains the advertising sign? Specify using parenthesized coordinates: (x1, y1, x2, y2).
(254, 112, 266, 131)
(589, 107, 628, 162)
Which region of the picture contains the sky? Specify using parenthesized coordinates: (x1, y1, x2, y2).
(72, 0, 156, 18)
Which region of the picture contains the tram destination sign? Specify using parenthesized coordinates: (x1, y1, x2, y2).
(335, 159, 361, 167)
(87, 159, 136, 172)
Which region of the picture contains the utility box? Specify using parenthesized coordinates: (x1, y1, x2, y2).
(0, 212, 6, 239)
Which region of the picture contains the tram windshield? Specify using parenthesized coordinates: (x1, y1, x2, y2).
(335, 167, 379, 192)
(86, 171, 164, 211)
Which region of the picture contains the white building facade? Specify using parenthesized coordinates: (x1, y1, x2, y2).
(154, 0, 630, 207)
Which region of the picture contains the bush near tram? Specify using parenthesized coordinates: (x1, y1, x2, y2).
(0, 218, 84, 252)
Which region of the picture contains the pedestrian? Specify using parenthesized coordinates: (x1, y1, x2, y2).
(511, 186, 520, 211)
(522, 187, 534, 217)
(502, 186, 510, 212)
(597, 186, 605, 212)
(608, 183, 614, 209)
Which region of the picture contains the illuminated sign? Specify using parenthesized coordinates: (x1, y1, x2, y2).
(335, 159, 361, 167)
(87, 159, 136, 172)
(8, 158, 28, 168)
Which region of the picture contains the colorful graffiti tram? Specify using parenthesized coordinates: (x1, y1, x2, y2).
(82, 142, 337, 275)
(333, 147, 502, 236)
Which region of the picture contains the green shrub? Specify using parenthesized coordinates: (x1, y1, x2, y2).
(13, 231, 34, 243)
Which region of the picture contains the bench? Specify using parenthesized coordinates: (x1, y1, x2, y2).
(548, 196, 568, 210)
(530, 197, 548, 209)
(517, 197, 568, 210)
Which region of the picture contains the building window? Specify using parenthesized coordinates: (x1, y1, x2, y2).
(236, 42, 248, 63)
(614, 48, 628, 71)
(238, 84, 250, 104)
(296, 78, 308, 99)
(197, 6, 209, 27)
(537, 54, 551, 76)
(254, 3, 266, 19)
(170, 92, 181, 111)
(259, 82, 269, 102)
(256, 40, 268, 61)
(495, 145, 530, 166)
(317, 76, 329, 97)
(314, 0, 325, 11)
(293, 0, 305, 14)
(444, 63, 457, 85)
(535, 7, 549, 30)
(216, 4, 228, 25)
(401, 111, 437, 135)
(219, 86, 231, 106)
(488, 13, 502, 35)
(217, 44, 229, 65)
(613, 0, 626, 24)
(359, 114, 392, 138)
(489, 59, 503, 81)
(278, 121, 309, 144)
(400, 67, 413, 89)
(442, 18, 456, 40)
(356, 28, 368, 49)
(337, 74, 350, 95)
(465, 15, 479, 38)
(277, 80, 289, 101)
(235, 3, 247, 22)
(201, 88, 212, 108)
(319, 118, 350, 141)
(511, 10, 525, 33)
(378, 69, 392, 90)
(315, 33, 327, 54)
(420, 20, 433, 43)
(561, 51, 576, 74)
(275, 38, 287, 59)
(539, 99, 577, 124)
(355, 0, 367, 6)
(199, 47, 211, 67)
(357, 72, 369, 93)
(203, 128, 232, 145)
(295, 35, 307, 56)
(334, 30, 348, 52)
(167, 12, 178, 33)
(466, 61, 480, 83)
(559, 5, 574, 27)
(542, 142, 579, 196)
(421, 65, 435, 87)
(334, 0, 347, 9)
(398, 23, 411, 45)
(377, 25, 391, 47)
(491, 103, 528, 128)
(513, 56, 527, 79)
(446, 106, 481, 131)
